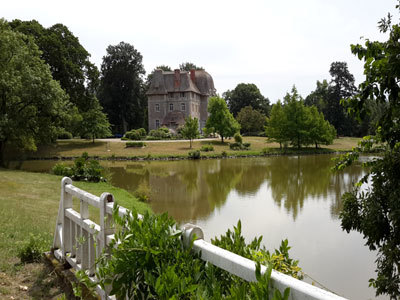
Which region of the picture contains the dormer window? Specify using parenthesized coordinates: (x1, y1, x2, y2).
(169, 103, 173, 111)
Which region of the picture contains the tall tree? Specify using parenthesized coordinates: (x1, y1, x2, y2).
(180, 116, 199, 148)
(283, 86, 310, 149)
(80, 100, 112, 143)
(98, 42, 146, 133)
(205, 96, 240, 142)
(336, 4, 400, 298)
(307, 106, 336, 148)
(265, 101, 288, 148)
(179, 62, 204, 71)
(224, 83, 270, 117)
(0, 20, 70, 165)
(306, 62, 358, 136)
(9, 20, 100, 114)
(236, 106, 266, 134)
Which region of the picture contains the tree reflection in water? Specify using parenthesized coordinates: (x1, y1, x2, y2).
(102, 155, 365, 222)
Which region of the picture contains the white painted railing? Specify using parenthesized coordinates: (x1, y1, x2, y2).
(53, 177, 347, 300)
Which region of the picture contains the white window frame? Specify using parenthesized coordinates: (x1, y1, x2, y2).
(155, 119, 160, 129)
(169, 103, 173, 111)
(181, 103, 185, 111)
(155, 103, 160, 112)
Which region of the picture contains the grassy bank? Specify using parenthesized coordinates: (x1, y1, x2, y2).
(10, 137, 361, 161)
(0, 168, 151, 299)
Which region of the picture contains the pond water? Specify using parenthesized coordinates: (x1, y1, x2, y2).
(14, 155, 386, 300)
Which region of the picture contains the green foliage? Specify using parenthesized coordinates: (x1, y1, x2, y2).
(188, 149, 201, 159)
(200, 145, 214, 152)
(9, 20, 100, 115)
(266, 87, 335, 149)
(212, 220, 303, 280)
(52, 153, 106, 182)
(236, 106, 267, 134)
(229, 142, 250, 151)
(98, 42, 147, 133)
(265, 101, 288, 148)
(221, 150, 228, 157)
(179, 62, 204, 71)
(0, 20, 71, 166)
(335, 4, 400, 298)
(17, 233, 50, 263)
(124, 129, 141, 140)
(147, 127, 171, 140)
(234, 132, 243, 144)
(180, 116, 199, 148)
(205, 96, 240, 142)
(224, 83, 270, 117)
(125, 141, 146, 148)
(96, 208, 291, 299)
(137, 128, 147, 137)
(305, 62, 360, 136)
(57, 130, 73, 140)
(80, 99, 112, 143)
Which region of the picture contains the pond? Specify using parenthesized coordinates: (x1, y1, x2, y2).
(14, 155, 385, 300)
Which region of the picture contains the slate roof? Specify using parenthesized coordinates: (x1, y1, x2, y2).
(147, 69, 216, 96)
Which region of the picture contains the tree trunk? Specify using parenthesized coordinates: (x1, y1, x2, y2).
(315, 143, 318, 149)
(0, 140, 5, 167)
(221, 135, 224, 143)
(122, 115, 127, 133)
(190, 139, 192, 148)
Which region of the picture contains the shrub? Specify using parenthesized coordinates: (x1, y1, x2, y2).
(121, 137, 128, 141)
(234, 132, 243, 144)
(137, 128, 147, 137)
(243, 142, 251, 149)
(229, 142, 251, 150)
(95, 208, 292, 299)
(124, 130, 141, 140)
(229, 142, 242, 150)
(221, 150, 228, 157)
(148, 128, 171, 139)
(200, 145, 214, 152)
(18, 233, 50, 263)
(188, 149, 201, 159)
(58, 130, 73, 139)
(125, 142, 146, 148)
(52, 153, 106, 182)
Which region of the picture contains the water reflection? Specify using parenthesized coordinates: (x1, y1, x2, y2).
(11, 156, 365, 222)
(102, 155, 364, 222)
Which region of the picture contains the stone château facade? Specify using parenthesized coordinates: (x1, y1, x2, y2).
(147, 69, 216, 132)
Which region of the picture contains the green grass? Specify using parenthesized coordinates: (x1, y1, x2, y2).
(6, 136, 361, 161)
(0, 169, 151, 274)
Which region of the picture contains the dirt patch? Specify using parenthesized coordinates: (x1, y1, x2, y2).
(0, 261, 66, 300)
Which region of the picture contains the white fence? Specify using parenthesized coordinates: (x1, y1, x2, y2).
(52, 177, 347, 300)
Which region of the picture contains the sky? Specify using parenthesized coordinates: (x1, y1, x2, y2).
(2, 0, 398, 102)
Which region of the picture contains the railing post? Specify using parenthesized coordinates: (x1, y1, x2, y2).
(182, 223, 204, 248)
(80, 198, 89, 270)
(99, 193, 114, 254)
(60, 177, 73, 258)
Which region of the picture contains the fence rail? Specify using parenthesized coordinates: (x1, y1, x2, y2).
(52, 177, 347, 300)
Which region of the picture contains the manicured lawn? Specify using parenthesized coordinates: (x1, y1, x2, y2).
(0, 168, 151, 299)
(15, 136, 360, 160)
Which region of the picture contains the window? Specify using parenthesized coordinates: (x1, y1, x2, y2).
(169, 103, 173, 111)
(155, 103, 160, 112)
(155, 119, 160, 129)
(181, 103, 185, 111)
(180, 92, 185, 98)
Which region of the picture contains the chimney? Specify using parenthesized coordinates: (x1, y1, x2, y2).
(174, 69, 180, 89)
(190, 69, 196, 82)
